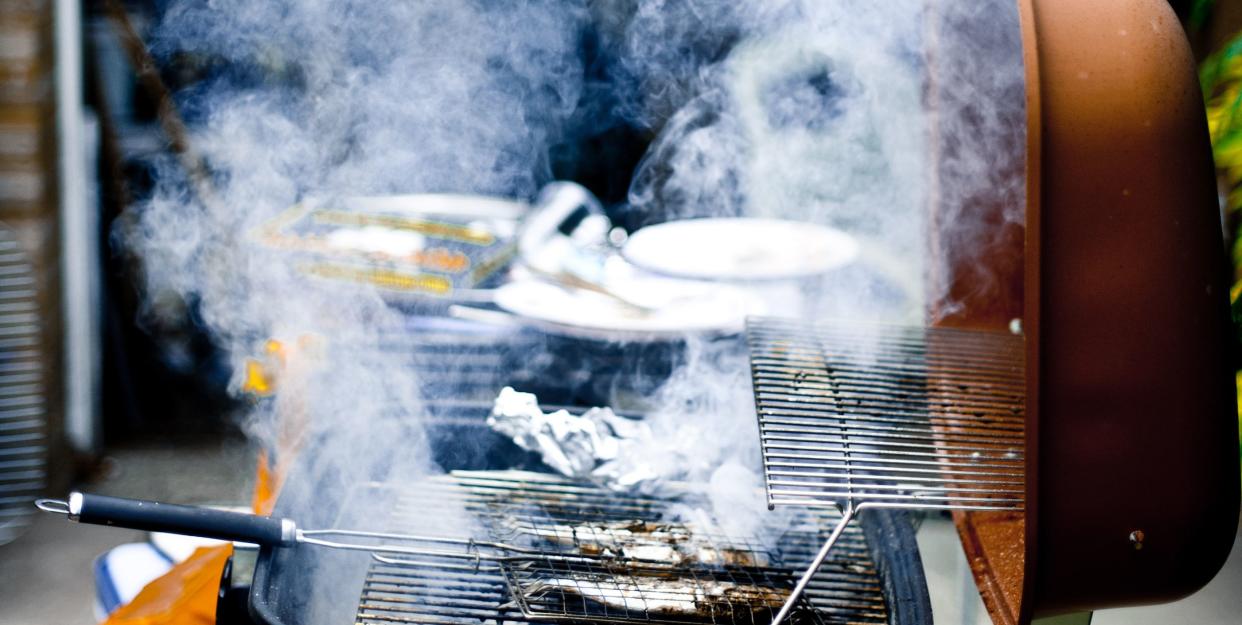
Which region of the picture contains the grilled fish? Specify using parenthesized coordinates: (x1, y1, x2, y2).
(499, 518, 770, 568)
(521, 575, 791, 616)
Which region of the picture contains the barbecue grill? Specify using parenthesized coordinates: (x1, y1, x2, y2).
(41, 1, 1241, 624)
(748, 1, 1241, 624)
(259, 322, 926, 625)
(41, 318, 932, 625)
(357, 471, 875, 625)
(244, 437, 931, 625)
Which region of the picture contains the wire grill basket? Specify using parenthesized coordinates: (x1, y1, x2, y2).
(744, 316, 1026, 625)
(354, 470, 888, 625)
(747, 317, 1025, 512)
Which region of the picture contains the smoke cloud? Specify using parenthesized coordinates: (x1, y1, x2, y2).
(127, 0, 591, 468)
(118, 0, 1026, 615)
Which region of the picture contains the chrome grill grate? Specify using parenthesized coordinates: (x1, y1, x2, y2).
(744, 317, 1026, 625)
(746, 317, 1025, 512)
(353, 471, 888, 625)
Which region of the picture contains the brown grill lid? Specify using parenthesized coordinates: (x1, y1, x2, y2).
(932, 0, 1240, 622)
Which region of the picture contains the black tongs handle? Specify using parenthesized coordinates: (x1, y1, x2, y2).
(38, 492, 296, 546)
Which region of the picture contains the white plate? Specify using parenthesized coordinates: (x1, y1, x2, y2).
(493, 275, 765, 340)
(622, 217, 859, 281)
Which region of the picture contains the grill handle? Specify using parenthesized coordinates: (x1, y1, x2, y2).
(39, 492, 296, 546)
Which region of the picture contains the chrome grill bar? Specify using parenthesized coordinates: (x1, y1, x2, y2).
(746, 317, 1026, 513)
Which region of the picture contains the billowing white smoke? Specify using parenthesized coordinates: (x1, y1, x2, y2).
(122, 0, 1025, 607)
(124, 9, 593, 618)
(594, 0, 1025, 540)
(924, 0, 1028, 320)
(595, 1, 924, 542)
(126, 3, 592, 620)
(128, 0, 589, 473)
(151, 1, 586, 197)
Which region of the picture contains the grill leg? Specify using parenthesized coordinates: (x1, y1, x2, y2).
(770, 505, 857, 625)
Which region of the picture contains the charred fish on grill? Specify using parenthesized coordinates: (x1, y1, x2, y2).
(497, 517, 771, 568)
(521, 574, 792, 616)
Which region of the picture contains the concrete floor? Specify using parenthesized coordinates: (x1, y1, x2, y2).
(0, 438, 1239, 625)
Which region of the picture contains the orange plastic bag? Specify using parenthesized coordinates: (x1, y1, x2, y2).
(102, 544, 232, 625)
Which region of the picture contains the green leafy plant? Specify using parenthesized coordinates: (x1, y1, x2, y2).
(1191, 0, 1217, 34)
(1199, 28, 1242, 471)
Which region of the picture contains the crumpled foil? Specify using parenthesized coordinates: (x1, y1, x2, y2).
(489, 387, 658, 491)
